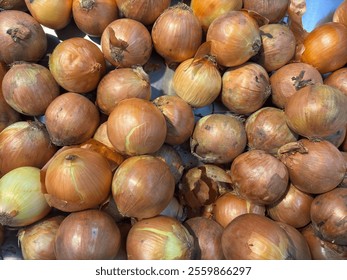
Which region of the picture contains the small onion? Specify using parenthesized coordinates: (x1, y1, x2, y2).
(45, 92, 100, 147)
(49, 37, 106, 93)
(107, 98, 167, 156)
(184, 216, 225, 260)
(190, 114, 247, 164)
(72, 0, 118, 37)
(333, 0, 347, 27)
(116, 0, 171, 26)
(324, 67, 347, 96)
(18, 215, 65, 260)
(54, 210, 121, 260)
(41, 147, 112, 212)
(278, 139, 346, 194)
(2, 62, 60, 116)
(206, 10, 261, 67)
(101, 18, 152, 68)
(310, 188, 347, 246)
(245, 107, 298, 155)
(96, 66, 151, 115)
(0, 166, 51, 227)
(126, 215, 194, 260)
(230, 149, 289, 205)
(112, 155, 175, 219)
(243, 0, 289, 23)
(284, 84, 347, 138)
(151, 3, 202, 64)
(221, 62, 271, 115)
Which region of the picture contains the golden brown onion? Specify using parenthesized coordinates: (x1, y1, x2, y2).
(324, 67, 347, 96)
(333, 0, 347, 27)
(243, 0, 289, 23)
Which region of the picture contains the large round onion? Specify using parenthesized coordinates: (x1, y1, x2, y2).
(278, 139, 346, 194)
(126, 215, 194, 260)
(284, 84, 347, 138)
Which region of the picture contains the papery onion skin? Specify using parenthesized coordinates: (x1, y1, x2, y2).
(300, 22, 347, 74)
(245, 107, 298, 155)
(206, 11, 261, 67)
(49, 37, 106, 93)
(54, 210, 121, 260)
(243, 0, 289, 23)
(190, 114, 247, 164)
(284, 84, 347, 138)
(278, 139, 346, 194)
(324, 67, 347, 96)
(107, 98, 167, 156)
(45, 92, 100, 147)
(112, 155, 175, 219)
(310, 188, 347, 246)
(151, 3, 202, 64)
(18, 215, 65, 260)
(42, 147, 112, 212)
(126, 215, 194, 260)
(0, 166, 51, 227)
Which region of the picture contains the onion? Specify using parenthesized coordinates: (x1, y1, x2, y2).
(322, 126, 347, 148)
(18, 215, 65, 260)
(126, 215, 194, 260)
(0, 120, 57, 176)
(2, 62, 59, 116)
(0, 166, 51, 227)
(25, 0, 72, 30)
(0, 0, 27, 10)
(221, 62, 271, 115)
(190, 0, 242, 32)
(107, 98, 167, 156)
(0, 10, 47, 64)
(93, 121, 114, 151)
(270, 62, 323, 109)
(267, 183, 313, 228)
(284, 84, 347, 138)
(230, 149, 289, 205)
(153, 95, 195, 145)
(206, 10, 261, 67)
(151, 3, 202, 64)
(255, 23, 296, 72)
(310, 188, 347, 246)
(184, 216, 225, 260)
(221, 213, 296, 259)
(190, 114, 247, 164)
(72, 0, 118, 37)
(45, 92, 100, 147)
(101, 18, 152, 68)
(245, 107, 298, 155)
(160, 196, 186, 222)
(172, 56, 221, 108)
(333, 0, 347, 27)
(54, 209, 121, 260)
(243, 0, 289, 23)
(278, 139, 346, 194)
(49, 37, 106, 93)
(41, 147, 112, 212)
(112, 155, 175, 219)
(300, 22, 347, 74)
(324, 67, 347, 96)
(96, 66, 151, 115)
(116, 0, 170, 26)
(212, 191, 266, 228)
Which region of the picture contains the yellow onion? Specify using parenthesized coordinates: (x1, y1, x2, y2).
(221, 62, 271, 115)
(112, 155, 175, 219)
(54, 209, 121, 260)
(190, 114, 247, 164)
(324, 67, 347, 96)
(41, 147, 112, 212)
(18, 215, 65, 260)
(107, 98, 167, 156)
(190, 0, 242, 32)
(284, 84, 347, 138)
(126, 215, 194, 260)
(333, 0, 347, 27)
(96, 66, 151, 115)
(24, 0, 72, 30)
(300, 22, 347, 74)
(278, 139, 346, 194)
(243, 0, 289, 23)
(151, 3, 202, 64)
(116, 0, 171, 26)
(206, 10, 261, 67)
(0, 166, 51, 227)
(101, 18, 152, 68)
